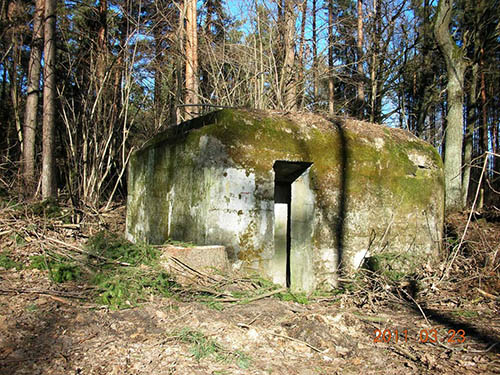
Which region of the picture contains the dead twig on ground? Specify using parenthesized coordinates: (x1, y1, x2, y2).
(400, 288, 432, 327)
(477, 288, 500, 301)
(0, 287, 89, 299)
(237, 322, 323, 353)
(351, 311, 389, 323)
(268, 331, 324, 353)
(240, 287, 287, 304)
(389, 346, 419, 362)
(42, 235, 130, 266)
(169, 256, 218, 282)
(440, 154, 488, 283)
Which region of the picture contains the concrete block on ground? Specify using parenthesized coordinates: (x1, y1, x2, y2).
(160, 245, 228, 283)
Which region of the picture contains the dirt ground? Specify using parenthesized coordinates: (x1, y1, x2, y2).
(0, 205, 499, 375)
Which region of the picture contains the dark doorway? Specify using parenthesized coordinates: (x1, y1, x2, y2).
(273, 161, 313, 288)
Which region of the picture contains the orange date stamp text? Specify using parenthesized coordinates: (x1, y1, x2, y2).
(373, 328, 466, 344)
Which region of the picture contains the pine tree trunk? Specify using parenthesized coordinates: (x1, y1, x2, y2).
(281, 0, 296, 111)
(41, 0, 57, 199)
(462, 63, 478, 206)
(434, 0, 468, 212)
(369, 0, 380, 123)
(96, 0, 107, 86)
(356, 0, 365, 117)
(479, 52, 489, 157)
(184, 0, 198, 119)
(312, 0, 318, 106)
(297, 0, 307, 109)
(328, 0, 334, 115)
(7, 1, 23, 158)
(23, 0, 44, 197)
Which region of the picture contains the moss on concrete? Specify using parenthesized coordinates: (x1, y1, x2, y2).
(132, 109, 442, 215)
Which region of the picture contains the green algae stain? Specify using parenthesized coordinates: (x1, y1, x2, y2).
(237, 220, 263, 262)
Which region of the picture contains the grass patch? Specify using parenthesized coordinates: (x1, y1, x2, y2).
(276, 291, 310, 304)
(85, 232, 177, 309)
(172, 328, 251, 367)
(25, 304, 38, 312)
(0, 251, 23, 270)
(92, 267, 174, 309)
(451, 309, 479, 319)
(29, 231, 177, 309)
(30, 254, 81, 283)
(86, 231, 159, 266)
(201, 299, 225, 311)
(28, 199, 72, 222)
(176, 328, 220, 361)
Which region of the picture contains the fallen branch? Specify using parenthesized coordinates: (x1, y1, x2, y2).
(401, 289, 432, 327)
(389, 346, 419, 362)
(52, 223, 81, 229)
(169, 256, 218, 282)
(237, 323, 323, 353)
(351, 311, 389, 323)
(477, 288, 500, 301)
(43, 235, 130, 266)
(0, 287, 88, 299)
(242, 287, 287, 303)
(268, 331, 323, 353)
(0, 229, 12, 237)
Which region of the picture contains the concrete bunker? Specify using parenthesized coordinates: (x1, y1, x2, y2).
(126, 109, 445, 293)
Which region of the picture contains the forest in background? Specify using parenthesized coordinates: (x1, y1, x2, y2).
(0, 0, 499, 211)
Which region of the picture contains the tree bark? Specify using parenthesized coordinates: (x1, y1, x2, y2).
(96, 0, 107, 86)
(369, 0, 380, 123)
(328, 0, 334, 115)
(42, 0, 57, 199)
(356, 0, 365, 117)
(281, 0, 297, 111)
(462, 63, 478, 206)
(297, 0, 307, 109)
(434, 0, 468, 212)
(311, 0, 318, 106)
(23, 0, 44, 197)
(7, 1, 23, 157)
(479, 51, 489, 156)
(184, 0, 198, 119)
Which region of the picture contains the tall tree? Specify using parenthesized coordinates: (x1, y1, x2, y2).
(96, 0, 107, 86)
(434, 0, 468, 211)
(462, 62, 478, 206)
(356, 0, 365, 117)
(23, 0, 44, 197)
(368, 0, 380, 123)
(184, 0, 199, 119)
(6, 0, 24, 159)
(41, 0, 57, 199)
(280, 0, 297, 111)
(311, 0, 318, 106)
(328, 0, 335, 115)
(296, 0, 307, 109)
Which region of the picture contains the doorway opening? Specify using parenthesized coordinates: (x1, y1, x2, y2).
(273, 161, 313, 288)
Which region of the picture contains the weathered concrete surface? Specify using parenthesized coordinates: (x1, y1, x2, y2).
(126, 109, 445, 293)
(160, 245, 228, 284)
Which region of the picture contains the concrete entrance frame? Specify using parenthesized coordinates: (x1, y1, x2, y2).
(272, 161, 314, 291)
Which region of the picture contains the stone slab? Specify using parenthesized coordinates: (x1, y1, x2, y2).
(160, 245, 228, 280)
